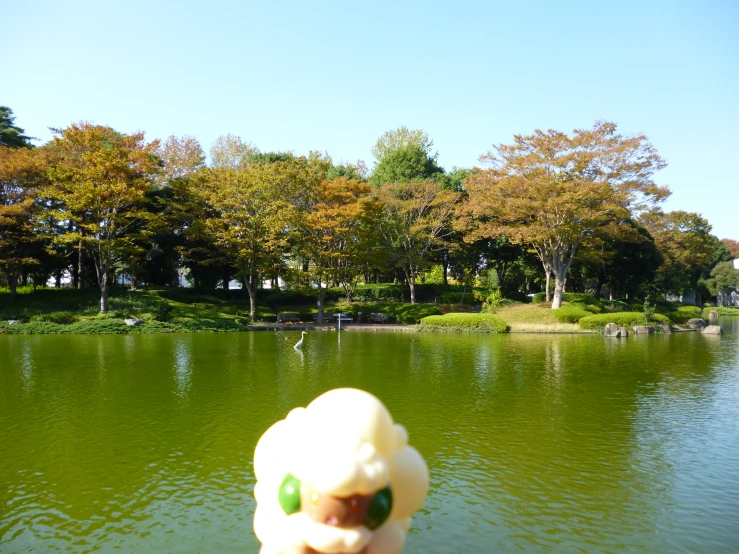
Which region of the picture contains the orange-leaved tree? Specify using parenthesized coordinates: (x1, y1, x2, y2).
(44, 123, 161, 312)
(0, 146, 49, 299)
(459, 121, 668, 308)
(303, 177, 384, 322)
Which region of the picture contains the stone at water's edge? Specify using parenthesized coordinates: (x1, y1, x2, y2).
(633, 326, 654, 335)
(604, 323, 621, 337)
(686, 318, 706, 330)
(656, 322, 672, 334)
(702, 325, 723, 335)
(618, 326, 629, 337)
(708, 311, 719, 325)
(124, 318, 143, 327)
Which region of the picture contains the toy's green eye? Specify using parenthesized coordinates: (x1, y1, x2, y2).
(365, 486, 392, 529)
(278, 473, 302, 515)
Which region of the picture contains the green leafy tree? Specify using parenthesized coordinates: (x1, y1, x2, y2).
(372, 126, 434, 162)
(196, 158, 317, 319)
(706, 261, 739, 305)
(209, 134, 259, 169)
(376, 180, 460, 303)
(369, 144, 444, 186)
(0, 107, 33, 148)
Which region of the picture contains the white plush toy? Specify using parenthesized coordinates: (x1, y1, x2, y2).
(253, 388, 429, 554)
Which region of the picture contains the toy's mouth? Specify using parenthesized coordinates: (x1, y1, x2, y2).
(326, 516, 339, 526)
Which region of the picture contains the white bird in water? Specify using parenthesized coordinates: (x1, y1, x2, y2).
(294, 331, 307, 349)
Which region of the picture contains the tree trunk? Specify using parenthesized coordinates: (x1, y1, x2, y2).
(552, 273, 565, 309)
(8, 272, 18, 301)
(442, 253, 449, 286)
(77, 239, 84, 289)
(100, 270, 109, 312)
(55, 271, 62, 288)
(244, 276, 256, 320)
(317, 293, 325, 324)
(222, 274, 230, 291)
(405, 268, 416, 304)
(545, 270, 551, 303)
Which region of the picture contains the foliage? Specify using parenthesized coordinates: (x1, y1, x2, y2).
(532, 292, 595, 304)
(642, 299, 656, 322)
(209, 134, 258, 169)
(665, 305, 703, 323)
(371, 126, 434, 163)
(302, 177, 384, 305)
(481, 289, 504, 312)
(552, 303, 591, 323)
(335, 301, 441, 324)
(44, 123, 161, 312)
(376, 180, 460, 302)
(459, 121, 668, 309)
(720, 238, 739, 259)
(578, 312, 669, 330)
(196, 157, 317, 318)
(0, 106, 33, 148)
(705, 261, 739, 297)
(703, 306, 739, 316)
(369, 145, 443, 186)
(641, 210, 716, 294)
(157, 135, 205, 182)
(420, 313, 508, 333)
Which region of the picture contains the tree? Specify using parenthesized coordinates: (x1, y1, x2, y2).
(0, 107, 33, 148)
(157, 135, 205, 182)
(45, 123, 161, 311)
(303, 177, 383, 321)
(721, 238, 739, 259)
(209, 134, 259, 169)
(196, 158, 316, 319)
(371, 126, 434, 162)
(376, 180, 460, 303)
(369, 144, 444, 186)
(706, 261, 739, 305)
(641, 210, 716, 295)
(0, 146, 48, 298)
(460, 121, 668, 308)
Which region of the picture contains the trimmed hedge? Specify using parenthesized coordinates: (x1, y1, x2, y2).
(420, 313, 508, 333)
(553, 304, 591, 323)
(578, 312, 669, 330)
(665, 306, 703, 324)
(703, 306, 739, 316)
(532, 292, 596, 304)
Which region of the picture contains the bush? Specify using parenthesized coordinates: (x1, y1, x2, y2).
(420, 313, 508, 333)
(703, 306, 739, 316)
(579, 312, 669, 330)
(532, 292, 596, 304)
(553, 304, 591, 323)
(29, 311, 79, 324)
(666, 305, 703, 323)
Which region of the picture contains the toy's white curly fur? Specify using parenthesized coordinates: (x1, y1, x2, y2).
(254, 389, 428, 554)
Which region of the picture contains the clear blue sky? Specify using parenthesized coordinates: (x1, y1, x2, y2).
(4, 0, 738, 239)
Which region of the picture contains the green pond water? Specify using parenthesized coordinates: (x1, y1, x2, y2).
(2, 319, 739, 553)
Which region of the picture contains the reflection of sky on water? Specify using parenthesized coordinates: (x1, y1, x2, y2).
(20, 340, 35, 390)
(173, 339, 192, 398)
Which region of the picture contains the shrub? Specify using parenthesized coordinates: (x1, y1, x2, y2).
(666, 305, 703, 323)
(532, 292, 596, 304)
(29, 311, 79, 324)
(703, 306, 739, 316)
(481, 289, 504, 312)
(420, 313, 508, 333)
(643, 299, 656, 322)
(579, 312, 669, 330)
(553, 304, 591, 323)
